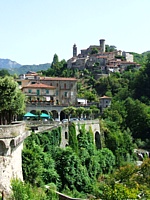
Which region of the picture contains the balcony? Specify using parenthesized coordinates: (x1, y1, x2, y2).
(26, 100, 56, 106)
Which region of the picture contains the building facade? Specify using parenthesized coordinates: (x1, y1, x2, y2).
(99, 95, 112, 112)
(17, 73, 77, 106)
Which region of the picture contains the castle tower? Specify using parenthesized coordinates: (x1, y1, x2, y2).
(73, 44, 77, 57)
(99, 39, 105, 52)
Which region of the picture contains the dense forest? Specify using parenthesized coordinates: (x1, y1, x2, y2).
(3, 52, 150, 199)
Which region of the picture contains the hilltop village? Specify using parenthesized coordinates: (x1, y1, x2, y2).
(16, 39, 140, 120)
(67, 39, 140, 77)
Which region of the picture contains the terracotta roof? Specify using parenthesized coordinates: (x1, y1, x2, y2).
(95, 56, 107, 58)
(22, 83, 55, 89)
(40, 77, 77, 81)
(109, 60, 120, 63)
(100, 95, 112, 99)
(120, 61, 137, 64)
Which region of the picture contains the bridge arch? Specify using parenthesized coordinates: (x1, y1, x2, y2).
(41, 110, 48, 114)
(0, 140, 6, 155)
(95, 131, 101, 149)
(51, 110, 58, 119)
(30, 110, 36, 115)
(10, 139, 15, 153)
(51, 110, 67, 121)
(10, 139, 15, 148)
(60, 111, 66, 120)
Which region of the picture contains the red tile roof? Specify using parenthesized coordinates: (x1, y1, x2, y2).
(96, 56, 107, 58)
(100, 95, 112, 99)
(22, 83, 56, 89)
(120, 61, 137, 64)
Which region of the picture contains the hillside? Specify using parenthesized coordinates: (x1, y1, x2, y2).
(0, 58, 51, 74)
(0, 58, 21, 69)
(8, 63, 51, 75)
(130, 50, 150, 64)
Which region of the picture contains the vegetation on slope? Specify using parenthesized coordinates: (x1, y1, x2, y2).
(10, 52, 150, 199)
(11, 121, 150, 199)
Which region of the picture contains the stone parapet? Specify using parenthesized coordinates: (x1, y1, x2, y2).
(0, 121, 29, 195)
(0, 121, 26, 139)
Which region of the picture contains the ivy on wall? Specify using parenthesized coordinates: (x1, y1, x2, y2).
(68, 123, 78, 154)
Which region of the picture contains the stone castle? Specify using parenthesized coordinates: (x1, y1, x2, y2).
(67, 39, 140, 76)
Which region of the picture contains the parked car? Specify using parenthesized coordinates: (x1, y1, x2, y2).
(54, 118, 62, 124)
(62, 119, 68, 123)
(69, 118, 79, 122)
(55, 118, 60, 122)
(79, 118, 89, 120)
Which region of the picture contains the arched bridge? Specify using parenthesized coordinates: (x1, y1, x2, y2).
(26, 119, 101, 149)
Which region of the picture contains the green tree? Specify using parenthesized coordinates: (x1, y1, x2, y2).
(76, 107, 85, 118)
(0, 76, 25, 124)
(124, 97, 150, 139)
(133, 53, 150, 104)
(68, 123, 78, 154)
(11, 179, 49, 200)
(97, 148, 116, 174)
(90, 48, 99, 55)
(63, 106, 76, 120)
(22, 141, 45, 186)
(104, 120, 135, 167)
(83, 108, 92, 119)
(0, 69, 10, 77)
(90, 105, 100, 119)
(55, 147, 91, 193)
(51, 54, 59, 68)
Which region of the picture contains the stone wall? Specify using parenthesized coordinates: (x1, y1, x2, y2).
(0, 142, 23, 194)
(0, 122, 29, 195)
(0, 120, 101, 195)
(60, 119, 100, 148)
(0, 121, 26, 138)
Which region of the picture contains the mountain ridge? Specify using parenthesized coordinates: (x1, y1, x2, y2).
(0, 58, 51, 74)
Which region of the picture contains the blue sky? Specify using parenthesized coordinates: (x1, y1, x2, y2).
(0, 0, 149, 65)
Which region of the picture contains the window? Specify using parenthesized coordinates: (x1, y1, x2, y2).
(28, 89, 32, 93)
(64, 83, 66, 89)
(37, 90, 40, 95)
(46, 89, 49, 94)
(64, 92, 67, 97)
(65, 132, 68, 139)
(56, 90, 58, 96)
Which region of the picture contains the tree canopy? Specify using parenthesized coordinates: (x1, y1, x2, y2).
(0, 76, 25, 124)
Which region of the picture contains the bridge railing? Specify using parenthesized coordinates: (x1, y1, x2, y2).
(25, 120, 55, 125)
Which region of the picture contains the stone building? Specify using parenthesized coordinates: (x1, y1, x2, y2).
(67, 38, 140, 75)
(17, 72, 77, 106)
(99, 95, 112, 112)
(22, 82, 56, 104)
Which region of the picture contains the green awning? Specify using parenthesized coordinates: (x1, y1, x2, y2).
(24, 112, 36, 117)
(40, 113, 50, 119)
